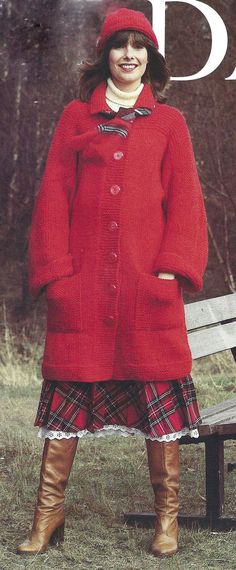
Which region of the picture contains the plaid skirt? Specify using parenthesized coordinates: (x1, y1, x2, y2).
(35, 374, 201, 442)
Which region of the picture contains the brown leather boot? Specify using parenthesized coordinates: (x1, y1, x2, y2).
(145, 439, 180, 557)
(17, 437, 78, 555)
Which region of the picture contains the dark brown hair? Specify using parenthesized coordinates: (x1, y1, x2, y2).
(77, 30, 171, 103)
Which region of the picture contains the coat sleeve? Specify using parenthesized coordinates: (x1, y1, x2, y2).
(28, 101, 79, 297)
(153, 110, 208, 294)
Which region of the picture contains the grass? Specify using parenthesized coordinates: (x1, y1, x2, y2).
(0, 318, 236, 570)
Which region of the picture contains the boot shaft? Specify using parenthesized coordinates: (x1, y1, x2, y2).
(145, 439, 180, 556)
(145, 439, 180, 516)
(37, 437, 78, 508)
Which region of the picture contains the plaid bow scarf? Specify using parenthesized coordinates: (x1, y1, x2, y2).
(97, 106, 152, 138)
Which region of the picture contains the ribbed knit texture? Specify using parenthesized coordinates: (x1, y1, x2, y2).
(105, 77, 144, 110)
(96, 8, 159, 54)
(29, 80, 208, 383)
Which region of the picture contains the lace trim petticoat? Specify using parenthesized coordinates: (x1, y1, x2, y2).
(38, 424, 199, 441)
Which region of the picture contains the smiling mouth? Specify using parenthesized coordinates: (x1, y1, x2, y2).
(119, 64, 138, 71)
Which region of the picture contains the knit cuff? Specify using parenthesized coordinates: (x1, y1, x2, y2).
(29, 253, 74, 297)
(154, 253, 202, 293)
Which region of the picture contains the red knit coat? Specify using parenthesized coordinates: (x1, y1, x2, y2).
(29, 80, 208, 382)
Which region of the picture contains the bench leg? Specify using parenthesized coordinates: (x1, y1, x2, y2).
(205, 436, 224, 520)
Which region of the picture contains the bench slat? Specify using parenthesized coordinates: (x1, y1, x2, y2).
(202, 415, 236, 426)
(197, 397, 236, 435)
(201, 409, 236, 423)
(200, 397, 236, 420)
(185, 293, 236, 330)
(188, 321, 236, 358)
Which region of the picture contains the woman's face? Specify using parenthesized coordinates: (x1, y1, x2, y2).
(108, 38, 148, 91)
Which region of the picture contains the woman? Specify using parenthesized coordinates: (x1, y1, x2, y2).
(17, 8, 208, 558)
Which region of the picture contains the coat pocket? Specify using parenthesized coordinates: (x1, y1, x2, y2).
(135, 273, 184, 330)
(46, 273, 82, 332)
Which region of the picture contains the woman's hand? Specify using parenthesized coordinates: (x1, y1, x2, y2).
(157, 272, 176, 280)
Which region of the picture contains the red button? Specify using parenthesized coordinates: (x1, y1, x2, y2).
(104, 315, 115, 325)
(113, 151, 124, 160)
(109, 283, 118, 294)
(108, 221, 118, 231)
(110, 185, 121, 195)
(108, 252, 118, 263)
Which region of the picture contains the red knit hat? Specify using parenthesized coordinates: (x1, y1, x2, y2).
(96, 8, 159, 54)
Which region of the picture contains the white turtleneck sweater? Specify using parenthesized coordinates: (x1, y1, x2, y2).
(105, 76, 144, 112)
(105, 77, 175, 281)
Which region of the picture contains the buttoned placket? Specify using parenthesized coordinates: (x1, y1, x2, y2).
(95, 105, 153, 337)
(98, 134, 126, 331)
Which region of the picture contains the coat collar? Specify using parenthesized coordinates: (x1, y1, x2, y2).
(89, 80, 157, 115)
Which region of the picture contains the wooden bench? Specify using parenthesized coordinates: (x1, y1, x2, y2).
(124, 292, 236, 531)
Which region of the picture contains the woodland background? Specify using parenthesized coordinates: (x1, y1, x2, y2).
(0, 0, 236, 318)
